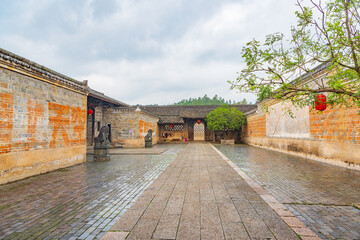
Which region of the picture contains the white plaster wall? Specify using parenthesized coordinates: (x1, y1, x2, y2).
(266, 102, 310, 139)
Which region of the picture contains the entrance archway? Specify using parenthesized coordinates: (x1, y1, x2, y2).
(194, 122, 205, 141)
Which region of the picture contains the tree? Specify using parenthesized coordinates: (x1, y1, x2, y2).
(229, 0, 360, 110)
(173, 94, 242, 105)
(205, 105, 246, 139)
(239, 98, 248, 104)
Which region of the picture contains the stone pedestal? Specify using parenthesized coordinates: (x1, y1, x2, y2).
(221, 139, 235, 145)
(94, 145, 110, 161)
(145, 141, 152, 148)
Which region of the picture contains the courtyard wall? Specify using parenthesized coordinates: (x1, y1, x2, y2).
(103, 107, 159, 148)
(0, 49, 88, 184)
(243, 101, 360, 169)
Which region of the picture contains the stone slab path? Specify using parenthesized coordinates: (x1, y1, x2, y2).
(0, 145, 184, 240)
(215, 144, 360, 240)
(103, 143, 304, 240)
(87, 146, 168, 155)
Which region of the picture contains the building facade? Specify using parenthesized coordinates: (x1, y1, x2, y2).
(86, 89, 129, 146)
(102, 107, 159, 148)
(243, 64, 360, 169)
(141, 105, 257, 143)
(1, 47, 358, 185)
(0, 48, 88, 184)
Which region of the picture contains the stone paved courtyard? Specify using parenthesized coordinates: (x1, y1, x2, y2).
(0, 143, 359, 240)
(0, 144, 185, 240)
(105, 143, 302, 240)
(215, 144, 360, 240)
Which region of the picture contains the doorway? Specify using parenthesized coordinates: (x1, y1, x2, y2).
(194, 122, 205, 141)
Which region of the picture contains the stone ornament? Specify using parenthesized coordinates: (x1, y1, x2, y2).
(145, 129, 153, 148)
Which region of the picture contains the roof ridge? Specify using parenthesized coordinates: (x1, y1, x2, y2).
(0, 48, 87, 92)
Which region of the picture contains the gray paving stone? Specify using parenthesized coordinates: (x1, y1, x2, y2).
(152, 214, 180, 239)
(109, 143, 299, 239)
(215, 144, 360, 240)
(0, 144, 184, 240)
(217, 203, 249, 240)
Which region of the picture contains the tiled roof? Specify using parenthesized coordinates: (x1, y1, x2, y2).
(140, 105, 257, 123)
(88, 88, 129, 107)
(113, 107, 159, 119)
(290, 61, 331, 85)
(0, 48, 88, 93)
(158, 115, 184, 124)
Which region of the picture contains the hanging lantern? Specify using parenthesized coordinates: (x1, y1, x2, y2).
(170, 124, 174, 129)
(88, 109, 94, 116)
(197, 120, 201, 124)
(315, 94, 327, 111)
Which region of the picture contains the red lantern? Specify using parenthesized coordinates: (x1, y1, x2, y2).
(88, 109, 94, 116)
(315, 94, 327, 111)
(197, 120, 201, 124)
(170, 124, 174, 129)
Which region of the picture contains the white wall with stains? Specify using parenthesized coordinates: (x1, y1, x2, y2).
(266, 102, 310, 139)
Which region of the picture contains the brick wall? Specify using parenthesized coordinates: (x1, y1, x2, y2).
(139, 113, 159, 144)
(244, 114, 266, 137)
(0, 65, 87, 184)
(243, 102, 360, 168)
(0, 92, 13, 154)
(94, 105, 104, 137)
(103, 108, 158, 147)
(310, 105, 360, 144)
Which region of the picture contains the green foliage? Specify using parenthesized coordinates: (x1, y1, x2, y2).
(174, 94, 249, 105)
(229, 0, 360, 110)
(205, 105, 246, 132)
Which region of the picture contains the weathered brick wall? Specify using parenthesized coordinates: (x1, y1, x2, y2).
(103, 109, 138, 146)
(139, 113, 159, 144)
(243, 102, 360, 168)
(244, 114, 266, 137)
(266, 102, 310, 139)
(94, 105, 104, 137)
(310, 105, 360, 144)
(0, 92, 13, 154)
(103, 109, 158, 148)
(0, 65, 87, 184)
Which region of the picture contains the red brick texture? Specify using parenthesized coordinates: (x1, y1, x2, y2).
(0, 93, 14, 154)
(310, 105, 360, 144)
(245, 114, 266, 137)
(49, 102, 71, 148)
(0, 99, 86, 155)
(25, 98, 46, 150)
(70, 106, 87, 146)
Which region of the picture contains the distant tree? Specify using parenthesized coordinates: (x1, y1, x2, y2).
(229, 0, 360, 109)
(174, 95, 250, 105)
(239, 98, 248, 104)
(206, 105, 246, 139)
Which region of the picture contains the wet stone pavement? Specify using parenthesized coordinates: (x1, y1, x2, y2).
(215, 144, 360, 240)
(106, 143, 301, 240)
(0, 144, 185, 240)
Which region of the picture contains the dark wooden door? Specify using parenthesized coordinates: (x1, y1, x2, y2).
(188, 122, 194, 141)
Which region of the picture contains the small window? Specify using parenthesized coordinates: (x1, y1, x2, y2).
(97, 121, 101, 131)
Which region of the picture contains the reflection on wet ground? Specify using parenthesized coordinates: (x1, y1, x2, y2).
(0, 144, 185, 240)
(215, 144, 360, 240)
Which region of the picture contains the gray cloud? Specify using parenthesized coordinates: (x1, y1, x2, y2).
(1, 0, 299, 105)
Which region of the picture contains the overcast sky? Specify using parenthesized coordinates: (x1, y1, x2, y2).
(0, 0, 299, 105)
